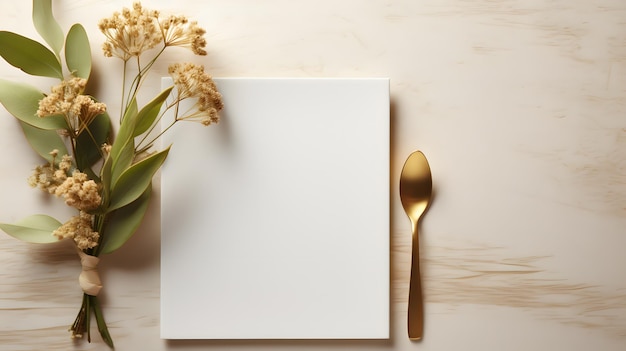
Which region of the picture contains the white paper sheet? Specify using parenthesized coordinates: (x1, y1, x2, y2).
(160, 78, 389, 339)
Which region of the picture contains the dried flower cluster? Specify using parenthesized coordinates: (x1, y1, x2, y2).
(169, 62, 223, 126)
(99, 1, 207, 60)
(28, 150, 72, 194)
(28, 150, 101, 212)
(98, 2, 161, 60)
(53, 212, 99, 250)
(55, 171, 101, 212)
(161, 15, 207, 55)
(28, 150, 101, 249)
(37, 78, 106, 136)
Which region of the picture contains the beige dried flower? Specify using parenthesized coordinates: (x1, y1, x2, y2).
(37, 78, 106, 136)
(168, 62, 223, 126)
(58, 154, 73, 172)
(53, 212, 99, 250)
(54, 170, 102, 212)
(37, 77, 86, 116)
(28, 163, 58, 192)
(101, 143, 112, 155)
(160, 15, 207, 55)
(98, 1, 162, 60)
(28, 151, 73, 194)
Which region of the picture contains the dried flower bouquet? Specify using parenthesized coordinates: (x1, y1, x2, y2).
(0, 1, 222, 347)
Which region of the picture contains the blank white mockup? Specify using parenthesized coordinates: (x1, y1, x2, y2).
(160, 78, 389, 339)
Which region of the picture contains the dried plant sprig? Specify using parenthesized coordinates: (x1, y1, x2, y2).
(134, 62, 223, 155)
(161, 15, 207, 55)
(98, 2, 209, 60)
(98, 2, 162, 61)
(98, 2, 210, 125)
(168, 62, 223, 126)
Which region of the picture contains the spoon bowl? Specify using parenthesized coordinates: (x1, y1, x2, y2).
(399, 150, 433, 340)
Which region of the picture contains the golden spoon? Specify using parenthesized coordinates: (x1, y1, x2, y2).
(399, 150, 433, 341)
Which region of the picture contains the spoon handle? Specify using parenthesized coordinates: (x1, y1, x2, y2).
(408, 221, 423, 340)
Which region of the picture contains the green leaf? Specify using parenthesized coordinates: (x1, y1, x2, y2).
(133, 86, 173, 137)
(109, 138, 135, 189)
(108, 146, 170, 211)
(99, 186, 152, 255)
(32, 0, 64, 57)
(0, 79, 68, 130)
(19, 120, 69, 163)
(109, 98, 138, 186)
(99, 154, 113, 206)
(75, 111, 111, 170)
(90, 295, 114, 348)
(65, 24, 91, 80)
(0, 31, 62, 79)
(120, 97, 138, 126)
(111, 98, 138, 162)
(0, 214, 62, 243)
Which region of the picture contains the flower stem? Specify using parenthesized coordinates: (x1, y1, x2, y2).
(69, 293, 89, 339)
(69, 293, 113, 347)
(91, 294, 115, 348)
(120, 60, 128, 122)
(85, 294, 91, 342)
(123, 46, 167, 121)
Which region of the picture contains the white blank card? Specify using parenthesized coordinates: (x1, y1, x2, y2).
(160, 78, 389, 339)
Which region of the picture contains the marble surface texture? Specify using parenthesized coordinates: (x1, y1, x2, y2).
(1, 0, 625, 350)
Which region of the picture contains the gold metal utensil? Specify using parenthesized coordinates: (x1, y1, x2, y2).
(399, 150, 433, 341)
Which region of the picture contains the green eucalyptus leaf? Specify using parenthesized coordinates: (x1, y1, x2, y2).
(127, 98, 139, 118)
(110, 137, 135, 188)
(19, 120, 69, 163)
(99, 185, 152, 255)
(133, 86, 173, 137)
(0, 214, 62, 243)
(65, 24, 91, 80)
(108, 146, 170, 212)
(121, 97, 138, 125)
(75, 111, 111, 170)
(0, 31, 62, 79)
(0, 79, 68, 130)
(109, 98, 138, 186)
(90, 294, 115, 348)
(99, 154, 113, 206)
(32, 0, 64, 56)
(110, 97, 137, 161)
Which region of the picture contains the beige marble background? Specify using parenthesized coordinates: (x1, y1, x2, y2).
(1, 0, 625, 350)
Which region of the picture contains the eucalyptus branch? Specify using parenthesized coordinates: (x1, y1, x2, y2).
(0, 1, 221, 348)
